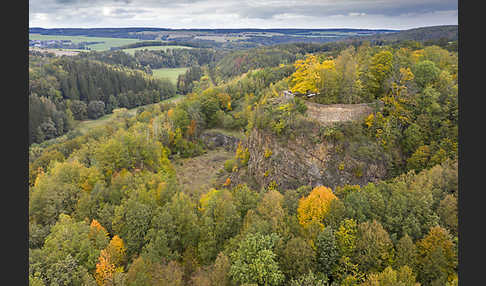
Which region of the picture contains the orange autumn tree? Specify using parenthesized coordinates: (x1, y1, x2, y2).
(187, 119, 197, 138)
(105, 235, 127, 267)
(95, 235, 127, 286)
(90, 219, 109, 239)
(89, 219, 110, 250)
(95, 249, 116, 286)
(167, 108, 174, 118)
(297, 185, 338, 229)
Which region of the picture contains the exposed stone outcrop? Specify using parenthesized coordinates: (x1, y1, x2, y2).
(219, 99, 388, 191)
(229, 127, 389, 191)
(200, 130, 241, 152)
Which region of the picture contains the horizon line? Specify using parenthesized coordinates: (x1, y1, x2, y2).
(29, 24, 457, 32)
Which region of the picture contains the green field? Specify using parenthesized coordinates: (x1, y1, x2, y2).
(122, 45, 193, 55)
(75, 94, 184, 134)
(49, 48, 91, 52)
(151, 67, 189, 84)
(29, 33, 140, 51)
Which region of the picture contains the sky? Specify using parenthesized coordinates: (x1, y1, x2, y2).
(29, 0, 458, 30)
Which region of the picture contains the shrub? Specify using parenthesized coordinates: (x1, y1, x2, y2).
(224, 159, 236, 172)
(87, 101, 106, 119)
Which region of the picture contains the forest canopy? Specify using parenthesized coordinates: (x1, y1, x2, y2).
(29, 37, 458, 286)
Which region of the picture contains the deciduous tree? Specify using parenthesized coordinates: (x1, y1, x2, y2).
(297, 186, 338, 229)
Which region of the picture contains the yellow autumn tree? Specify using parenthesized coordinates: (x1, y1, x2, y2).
(79, 166, 104, 193)
(167, 108, 174, 118)
(89, 219, 109, 240)
(187, 119, 197, 138)
(95, 235, 126, 286)
(223, 177, 231, 187)
(95, 249, 116, 286)
(416, 226, 457, 284)
(217, 93, 232, 111)
(290, 54, 321, 94)
(105, 235, 127, 267)
(235, 142, 250, 167)
(290, 54, 338, 103)
(199, 188, 221, 212)
(297, 185, 338, 229)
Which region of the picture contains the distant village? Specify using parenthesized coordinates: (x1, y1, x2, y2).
(29, 39, 98, 50)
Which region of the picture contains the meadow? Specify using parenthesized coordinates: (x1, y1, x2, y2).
(151, 67, 189, 84)
(29, 33, 140, 51)
(74, 94, 184, 134)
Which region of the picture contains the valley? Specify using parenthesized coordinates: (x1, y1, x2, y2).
(28, 24, 458, 286)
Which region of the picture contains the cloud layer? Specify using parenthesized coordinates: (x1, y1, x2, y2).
(29, 0, 458, 29)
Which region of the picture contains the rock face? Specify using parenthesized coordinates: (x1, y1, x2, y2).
(220, 100, 387, 192)
(230, 128, 389, 191)
(200, 130, 241, 152)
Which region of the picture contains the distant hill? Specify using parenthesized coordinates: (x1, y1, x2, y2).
(346, 25, 458, 42)
(29, 27, 398, 49)
(29, 27, 171, 38)
(29, 26, 457, 51)
(29, 27, 397, 38)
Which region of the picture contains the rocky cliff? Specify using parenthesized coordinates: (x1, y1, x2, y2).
(228, 99, 390, 192)
(229, 126, 389, 191)
(200, 130, 241, 152)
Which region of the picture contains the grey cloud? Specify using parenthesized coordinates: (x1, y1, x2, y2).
(228, 0, 457, 20)
(52, 0, 202, 6)
(54, 0, 131, 4)
(108, 8, 150, 18)
(112, 8, 147, 14)
(32, 0, 457, 18)
(29, 0, 458, 29)
(30, 0, 209, 15)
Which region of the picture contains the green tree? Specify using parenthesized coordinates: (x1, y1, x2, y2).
(209, 252, 232, 286)
(112, 196, 153, 259)
(142, 228, 176, 263)
(335, 219, 358, 258)
(413, 60, 441, 89)
(197, 189, 241, 264)
(29, 160, 96, 226)
(402, 123, 424, 156)
(360, 265, 419, 286)
(256, 189, 287, 235)
(39, 118, 57, 140)
(87, 100, 106, 119)
(315, 227, 339, 276)
(152, 192, 200, 257)
(438, 194, 458, 235)
(69, 100, 88, 120)
(394, 234, 417, 269)
(415, 226, 457, 285)
(279, 237, 316, 280)
(125, 256, 152, 286)
(289, 271, 328, 286)
(335, 47, 361, 103)
(353, 220, 394, 273)
(38, 214, 108, 280)
(43, 254, 91, 286)
(230, 184, 261, 222)
(229, 233, 285, 286)
(368, 50, 393, 97)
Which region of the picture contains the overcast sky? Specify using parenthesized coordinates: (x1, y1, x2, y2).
(29, 0, 458, 30)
